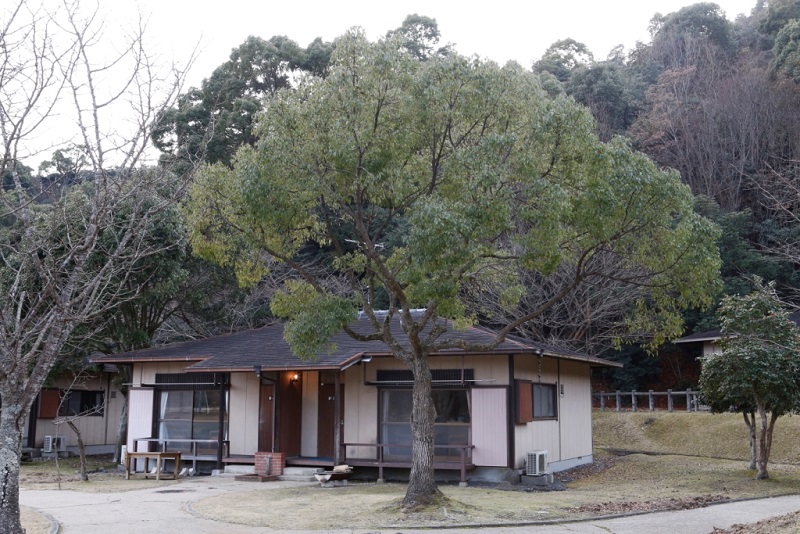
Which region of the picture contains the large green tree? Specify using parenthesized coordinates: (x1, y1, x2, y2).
(152, 35, 333, 175)
(699, 281, 800, 479)
(186, 31, 720, 509)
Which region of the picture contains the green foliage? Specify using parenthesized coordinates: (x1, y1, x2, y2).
(653, 2, 738, 55)
(700, 280, 800, 415)
(271, 280, 357, 359)
(565, 62, 646, 139)
(152, 35, 333, 175)
(772, 19, 800, 82)
(386, 14, 450, 60)
(185, 30, 720, 360)
(759, 0, 800, 36)
(534, 38, 595, 82)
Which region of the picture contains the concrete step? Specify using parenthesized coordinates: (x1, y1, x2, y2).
(278, 466, 323, 482)
(224, 464, 256, 475)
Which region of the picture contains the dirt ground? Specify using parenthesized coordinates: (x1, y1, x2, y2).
(19, 451, 800, 532)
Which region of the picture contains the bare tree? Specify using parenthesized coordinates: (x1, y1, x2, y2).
(0, 2, 194, 532)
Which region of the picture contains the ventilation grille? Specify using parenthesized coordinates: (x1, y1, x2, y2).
(526, 450, 548, 476)
(154, 372, 220, 390)
(376, 369, 474, 388)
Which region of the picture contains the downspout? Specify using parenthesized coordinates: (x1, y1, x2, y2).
(216, 373, 227, 470)
(557, 359, 562, 462)
(105, 371, 112, 445)
(507, 354, 515, 469)
(334, 371, 342, 465)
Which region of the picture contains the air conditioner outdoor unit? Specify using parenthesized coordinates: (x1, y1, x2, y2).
(526, 450, 549, 476)
(42, 435, 66, 454)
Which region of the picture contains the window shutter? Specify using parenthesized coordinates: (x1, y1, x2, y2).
(514, 380, 533, 424)
(38, 388, 61, 419)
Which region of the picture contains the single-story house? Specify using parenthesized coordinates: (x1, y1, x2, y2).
(24, 367, 125, 456)
(674, 312, 800, 356)
(91, 312, 620, 481)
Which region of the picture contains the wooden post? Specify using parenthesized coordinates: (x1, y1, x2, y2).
(632, 391, 637, 412)
(686, 389, 692, 412)
(600, 392, 606, 412)
(667, 389, 673, 412)
(648, 390, 654, 412)
(615, 390, 621, 412)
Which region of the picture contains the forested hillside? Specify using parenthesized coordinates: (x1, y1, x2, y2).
(15, 3, 800, 388)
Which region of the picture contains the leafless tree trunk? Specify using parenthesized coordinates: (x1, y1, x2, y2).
(65, 420, 88, 481)
(0, 1, 194, 532)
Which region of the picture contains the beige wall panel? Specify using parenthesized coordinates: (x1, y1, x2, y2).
(134, 362, 193, 386)
(703, 341, 721, 356)
(301, 371, 319, 457)
(228, 372, 260, 455)
(471, 388, 507, 466)
(35, 374, 123, 447)
(558, 360, 593, 459)
(343, 366, 378, 459)
(514, 419, 560, 468)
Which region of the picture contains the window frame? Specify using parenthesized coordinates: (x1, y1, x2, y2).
(379, 387, 472, 461)
(58, 390, 105, 417)
(532, 383, 558, 420)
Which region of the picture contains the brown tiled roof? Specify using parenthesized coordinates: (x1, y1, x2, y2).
(91, 314, 621, 371)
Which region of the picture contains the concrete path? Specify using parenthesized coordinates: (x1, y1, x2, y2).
(20, 477, 800, 534)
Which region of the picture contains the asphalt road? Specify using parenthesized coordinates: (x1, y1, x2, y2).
(20, 477, 800, 534)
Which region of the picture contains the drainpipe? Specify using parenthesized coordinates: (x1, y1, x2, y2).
(216, 373, 227, 470)
(507, 354, 515, 469)
(334, 371, 342, 465)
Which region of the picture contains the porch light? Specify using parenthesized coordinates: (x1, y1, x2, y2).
(254, 365, 262, 378)
(291, 373, 300, 382)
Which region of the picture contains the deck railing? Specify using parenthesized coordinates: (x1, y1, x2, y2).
(131, 437, 230, 470)
(593, 390, 706, 412)
(341, 442, 475, 483)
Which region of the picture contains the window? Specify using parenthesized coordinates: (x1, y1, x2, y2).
(59, 390, 104, 416)
(533, 383, 557, 419)
(156, 389, 228, 453)
(380, 389, 471, 461)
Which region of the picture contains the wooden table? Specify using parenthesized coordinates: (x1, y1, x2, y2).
(125, 451, 181, 480)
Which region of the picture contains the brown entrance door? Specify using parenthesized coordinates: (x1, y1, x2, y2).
(317, 383, 344, 458)
(258, 383, 274, 452)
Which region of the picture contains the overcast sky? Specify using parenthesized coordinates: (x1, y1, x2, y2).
(130, 0, 759, 87)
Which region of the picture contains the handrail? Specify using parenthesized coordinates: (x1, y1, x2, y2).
(342, 442, 475, 483)
(132, 437, 231, 458)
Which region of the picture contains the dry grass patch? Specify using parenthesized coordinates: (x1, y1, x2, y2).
(593, 411, 800, 464)
(20, 455, 181, 492)
(188, 453, 800, 529)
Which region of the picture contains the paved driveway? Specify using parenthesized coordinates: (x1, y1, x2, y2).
(20, 477, 800, 534)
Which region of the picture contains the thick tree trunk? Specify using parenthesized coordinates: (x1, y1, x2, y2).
(0, 397, 26, 534)
(402, 354, 443, 510)
(742, 411, 756, 470)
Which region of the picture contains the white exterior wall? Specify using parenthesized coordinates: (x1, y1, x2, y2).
(227, 372, 260, 455)
(300, 371, 319, 457)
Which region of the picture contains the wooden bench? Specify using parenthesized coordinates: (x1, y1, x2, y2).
(125, 451, 181, 481)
